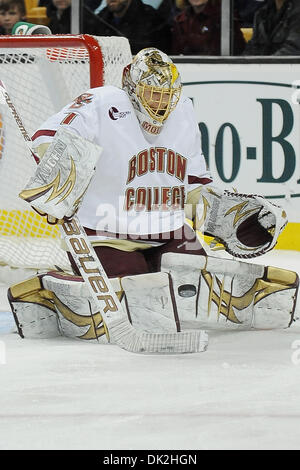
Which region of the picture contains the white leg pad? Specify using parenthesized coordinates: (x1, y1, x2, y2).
(161, 253, 299, 330)
(8, 273, 122, 341)
(9, 300, 60, 339)
(42, 274, 108, 341)
(121, 272, 178, 333)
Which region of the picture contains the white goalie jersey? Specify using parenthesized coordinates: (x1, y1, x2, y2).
(31, 85, 211, 238)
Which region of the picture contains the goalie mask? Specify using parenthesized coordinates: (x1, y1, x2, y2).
(122, 48, 182, 135)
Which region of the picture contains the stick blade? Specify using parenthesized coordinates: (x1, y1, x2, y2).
(109, 318, 208, 354)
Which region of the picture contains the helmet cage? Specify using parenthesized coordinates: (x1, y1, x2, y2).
(136, 82, 181, 123)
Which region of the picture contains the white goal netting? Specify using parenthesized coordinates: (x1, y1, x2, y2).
(0, 35, 132, 279)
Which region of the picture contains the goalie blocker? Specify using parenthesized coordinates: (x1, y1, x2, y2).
(8, 253, 299, 341)
(19, 127, 102, 224)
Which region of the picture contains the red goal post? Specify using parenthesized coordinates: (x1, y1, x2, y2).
(0, 34, 105, 87)
(0, 34, 132, 279)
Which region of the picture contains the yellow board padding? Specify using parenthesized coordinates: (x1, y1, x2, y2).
(0, 210, 60, 238)
(0, 211, 299, 251)
(275, 222, 300, 251)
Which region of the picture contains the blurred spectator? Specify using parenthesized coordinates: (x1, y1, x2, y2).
(0, 0, 26, 34)
(95, 0, 106, 12)
(235, 0, 265, 27)
(40, 1, 104, 12)
(95, 0, 182, 33)
(171, 0, 246, 55)
(45, 0, 100, 34)
(244, 0, 300, 55)
(156, 0, 182, 25)
(175, 0, 186, 8)
(96, 0, 171, 55)
(84, 0, 103, 10)
(142, 0, 164, 7)
(96, 0, 177, 13)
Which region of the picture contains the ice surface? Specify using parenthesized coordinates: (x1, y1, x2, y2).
(0, 250, 300, 450)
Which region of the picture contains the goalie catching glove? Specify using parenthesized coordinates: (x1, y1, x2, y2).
(195, 185, 287, 258)
(19, 127, 102, 224)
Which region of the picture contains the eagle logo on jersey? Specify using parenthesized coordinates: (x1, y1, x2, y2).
(69, 92, 93, 109)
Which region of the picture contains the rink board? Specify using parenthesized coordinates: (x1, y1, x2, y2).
(175, 58, 300, 251)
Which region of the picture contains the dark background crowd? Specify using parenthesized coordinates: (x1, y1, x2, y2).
(0, 0, 300, 56)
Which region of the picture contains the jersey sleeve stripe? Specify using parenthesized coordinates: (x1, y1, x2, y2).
(31, 129, 57, 141)
(188, 176, 212, 185)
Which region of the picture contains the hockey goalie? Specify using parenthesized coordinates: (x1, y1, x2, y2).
(8, 47, 299, 346)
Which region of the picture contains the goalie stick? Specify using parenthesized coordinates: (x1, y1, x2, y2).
(0, 80, 208, 354)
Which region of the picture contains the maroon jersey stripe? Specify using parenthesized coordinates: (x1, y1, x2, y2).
(31, 129, 57, 141)
(188, 176, 212, 185)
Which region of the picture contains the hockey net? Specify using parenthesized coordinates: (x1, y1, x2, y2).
(0, 35, 132, 281)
